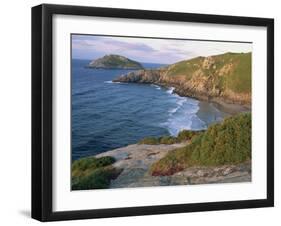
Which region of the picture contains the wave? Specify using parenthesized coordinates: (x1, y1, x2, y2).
(168, 97, 187, 114)
(163, 93, 206, 136)
(104, 80, 121, 84)
(166, 87, 175, 94)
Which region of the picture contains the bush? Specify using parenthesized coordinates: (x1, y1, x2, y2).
(176, 130, 203, 142)
(72, 156, 115, 178)
(150, 113, 251, 176)
(72, 166, 121, 190)
(71, 156, 119, 190)
(160, 136, 176, 144)
(138, 137, 160, 145)
(138, 130, 203, 145)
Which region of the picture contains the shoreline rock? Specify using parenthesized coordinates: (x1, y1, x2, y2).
(114, 74, 251, 110)
(94, 143, 251, 188)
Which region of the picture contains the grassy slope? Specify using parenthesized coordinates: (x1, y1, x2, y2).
(166, 52, 252, 94)
(71, 156, 121, 190)
(150, 113, 251, 176)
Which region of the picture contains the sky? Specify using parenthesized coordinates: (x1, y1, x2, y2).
(72, 34, 252, 64)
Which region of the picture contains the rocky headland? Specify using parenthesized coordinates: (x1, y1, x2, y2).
(114, 52, 252, 108)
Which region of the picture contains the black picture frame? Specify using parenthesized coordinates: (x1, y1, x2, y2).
(32, 3, 274, 222)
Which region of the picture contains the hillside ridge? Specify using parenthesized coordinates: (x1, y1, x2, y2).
(114, 52, 252, 106)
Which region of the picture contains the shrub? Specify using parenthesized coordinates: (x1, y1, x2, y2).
(138, 130, 203, 145)
(176, 130, 203, 142)
(72, 166, 122, 190)
(150, 113, 251, 176)
(159, 136, 176, 144)
(72, 156, 115, 178)
(138, 137, 160, 145)
(71, 156, 119, 190)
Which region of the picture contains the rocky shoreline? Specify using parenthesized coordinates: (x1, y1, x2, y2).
(165, 82, 251, 115)
(95, 143, 251, 188)
(114, 73, 251, 113)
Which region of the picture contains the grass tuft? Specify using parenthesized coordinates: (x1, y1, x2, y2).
(71, 156, 121, 190)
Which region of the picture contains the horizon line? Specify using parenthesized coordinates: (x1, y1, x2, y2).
(71, 51, 252, 65)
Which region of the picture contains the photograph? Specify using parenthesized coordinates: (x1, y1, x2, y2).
(71, 34, 252, 190)
(30, 3, 274, 221)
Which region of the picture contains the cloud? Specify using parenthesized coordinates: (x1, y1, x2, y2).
(72, 35, 252, 64)
(73, 36, 155, 52)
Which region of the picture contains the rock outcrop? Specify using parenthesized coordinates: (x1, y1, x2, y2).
(95, 143, 251, 188)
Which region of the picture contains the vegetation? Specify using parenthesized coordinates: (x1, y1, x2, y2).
(166, 52, 251, 94)
(138, 130, 204, 145)
(150, 113, 251, 176)
(166, 56, 204, 79)
(114, 52, 252, 105)
(225, 53, 251, 93)
(71, 156, 121, 190)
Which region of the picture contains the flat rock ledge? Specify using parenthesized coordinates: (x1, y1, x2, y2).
(95, 143, 251, 188)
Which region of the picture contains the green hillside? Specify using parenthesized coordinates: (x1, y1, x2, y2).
(166, 52, 252, 94)
(150, 113, 251, 176)
(114, 52, 252, 105)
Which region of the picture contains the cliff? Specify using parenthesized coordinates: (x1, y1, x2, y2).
(114, 52, 252, 106)
(87, 54, 144, 70)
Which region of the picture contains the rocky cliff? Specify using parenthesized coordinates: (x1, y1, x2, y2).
(114, 52, 251, 106)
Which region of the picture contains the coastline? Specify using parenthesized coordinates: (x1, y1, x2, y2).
(196, 100, 251, 128)
(115, 76, 251, 115)
(149, 81, 251, 126)
(170, 84, 251, 115)
(113, 66, 251, 113)
(112, 77, 251, 130)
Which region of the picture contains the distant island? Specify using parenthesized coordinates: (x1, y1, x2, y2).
(87, 54, 144, 70)
(114, 52, 251, 108)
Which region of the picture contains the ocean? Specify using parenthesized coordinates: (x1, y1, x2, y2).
(72, 59, 229, 160)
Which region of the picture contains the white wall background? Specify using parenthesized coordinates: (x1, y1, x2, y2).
(0, 0, 279, 225)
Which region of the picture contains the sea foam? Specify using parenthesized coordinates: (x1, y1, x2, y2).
(163, 89, 206, 136)
(104, 80, 121, 84)
(166, 87, 175, 94)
